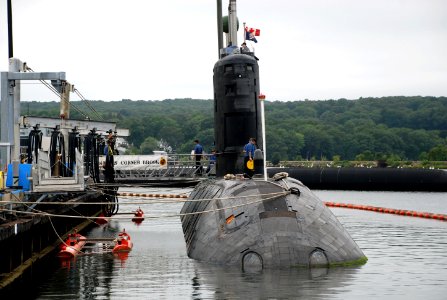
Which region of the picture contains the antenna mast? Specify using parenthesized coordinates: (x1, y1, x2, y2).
(216, 0, 223, 58)
(7, 0, 14, 58)
(228, 0, 238, 46)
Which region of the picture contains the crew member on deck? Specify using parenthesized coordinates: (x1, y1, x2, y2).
(241, 42, 250, 53)
(243, 138, 256, 177)
(206, 149, 217, 175)
(103, 129, 116, 183)
(193, 139, 204, 175)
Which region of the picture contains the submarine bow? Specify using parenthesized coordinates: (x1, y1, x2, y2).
(180, 176, 366, 268)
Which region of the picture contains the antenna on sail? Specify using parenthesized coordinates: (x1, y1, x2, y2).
(217, 0, 241, 59)
(216, 0, 223, 58)
(7, 0, 14, 58)
(227, 0, 238, 47)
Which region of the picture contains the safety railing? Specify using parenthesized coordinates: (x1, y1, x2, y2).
(114, 153, 216, 180)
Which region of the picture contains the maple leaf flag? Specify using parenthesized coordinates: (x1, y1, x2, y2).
(245, 26, 260, 43)
(246, 27, 260, 36)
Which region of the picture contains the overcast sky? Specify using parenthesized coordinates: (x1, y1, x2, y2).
(0, 0, 446, 102)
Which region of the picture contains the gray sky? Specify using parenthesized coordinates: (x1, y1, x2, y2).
(0, 0, 446, 102)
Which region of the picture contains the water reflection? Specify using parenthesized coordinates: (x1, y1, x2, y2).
(59, 257, 77, 269)
(191, 262, 362, 299)
(114, 251, 130, 263)
(34, 189, 447, 300)
(43, 252, 117, 299)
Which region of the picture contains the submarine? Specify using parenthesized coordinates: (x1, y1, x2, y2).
(180, 0, 367, 269)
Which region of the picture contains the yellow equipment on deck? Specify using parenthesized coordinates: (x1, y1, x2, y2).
(0, 171, 4, 189)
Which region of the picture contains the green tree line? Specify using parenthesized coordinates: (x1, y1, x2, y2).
(13, 96, 447, 161)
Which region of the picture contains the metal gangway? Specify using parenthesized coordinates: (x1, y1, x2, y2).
(112, 153, 216, 186)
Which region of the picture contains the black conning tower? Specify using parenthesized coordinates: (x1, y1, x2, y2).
(213, 53, 262, 177)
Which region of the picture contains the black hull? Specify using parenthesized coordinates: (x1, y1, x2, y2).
(180, 177, 366, 269)
(268, 167, 447, 191)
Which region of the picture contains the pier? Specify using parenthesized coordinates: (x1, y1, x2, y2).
(0, 57, 120, 293)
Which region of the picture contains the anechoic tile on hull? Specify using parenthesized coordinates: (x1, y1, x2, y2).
(181, 177, 366, 267)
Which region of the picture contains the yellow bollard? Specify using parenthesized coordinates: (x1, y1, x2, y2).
(0, 171, 4, 189)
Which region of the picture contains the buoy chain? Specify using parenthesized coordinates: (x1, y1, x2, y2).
(117, 192, 187, 198)
(324, 202, 447, 221)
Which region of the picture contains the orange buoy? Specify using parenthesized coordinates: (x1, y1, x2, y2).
(58, 230, 86, 259)
(113, 229, 133, 253)
(132, 207, 145, 224)
(96, 213, 108, 225)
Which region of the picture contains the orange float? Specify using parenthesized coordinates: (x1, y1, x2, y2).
(95, 212, 108, 225)
(113, 229, 133, 253)
(58, 230, 86, 258)
(132, 207, 145, 224)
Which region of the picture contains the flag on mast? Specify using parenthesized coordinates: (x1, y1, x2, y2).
(246, 27, 260, 36)
(245, 26, 260, 43)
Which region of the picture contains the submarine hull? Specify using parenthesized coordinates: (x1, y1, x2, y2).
(180, 176, 366, 269)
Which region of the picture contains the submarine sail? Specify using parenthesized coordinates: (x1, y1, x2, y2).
(213, 53, 261, 177)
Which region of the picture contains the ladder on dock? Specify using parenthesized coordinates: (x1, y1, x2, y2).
(32, 149, 85, 192)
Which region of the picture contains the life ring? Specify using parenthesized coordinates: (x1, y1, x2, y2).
(159, 157, 167, 166)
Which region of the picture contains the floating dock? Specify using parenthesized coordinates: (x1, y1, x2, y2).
(268, 167, 447, 191)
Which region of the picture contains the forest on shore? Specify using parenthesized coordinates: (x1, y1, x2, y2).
(17, 96, 447, 165)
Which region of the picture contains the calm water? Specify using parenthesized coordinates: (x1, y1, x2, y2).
(33, 188, 447, 299)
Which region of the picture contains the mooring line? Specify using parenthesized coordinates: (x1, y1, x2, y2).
(4, 195, 444, 222)
(0, 191, 287, 206)
(0, 191, 290, 220)
(48, 215, 88, 256)
(324, 201, 447, 221)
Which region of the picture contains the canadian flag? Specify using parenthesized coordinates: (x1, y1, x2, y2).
(245, 27, 260, 36)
